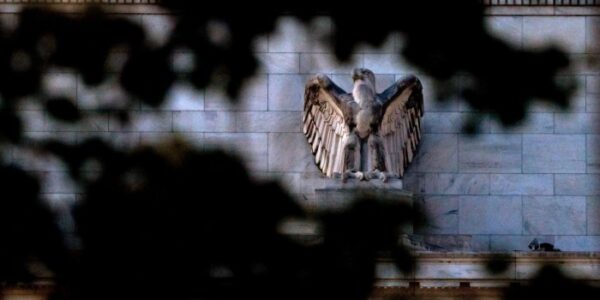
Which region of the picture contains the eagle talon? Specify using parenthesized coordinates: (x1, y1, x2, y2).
(342, 170, 365, 182)
(367, 170, 390, 183)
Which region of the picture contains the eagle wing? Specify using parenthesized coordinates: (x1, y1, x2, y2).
(303, 74, 353, 177)
(378, 75, 424, 178)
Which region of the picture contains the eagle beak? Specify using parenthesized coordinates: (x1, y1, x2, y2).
(352, 68, 364, 81)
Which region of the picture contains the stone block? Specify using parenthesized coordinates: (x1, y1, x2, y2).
(268, 132, 315, 173)
(363, 54, 417, 74)
(586, 17, 600, 53)
(587, 197, 600, 235)
(485, 16, 523, 48)
(422, 112, 462, 133)
(376, 261, 410, 280)
(205, 133, 268, 173)
(522, 134, 585, 173)
(459, 196, 522, 235)
(486, 6, 554, 16)
(299, 53, 361, 74)
(419, 173, 490, 195)
(528, 75, 585, 113)
(420, 235, 491, 252)
(554, 236, 600, 251)
(490, 113, 553, 134)
(329, 74, 354, 92)
(374, 74, 397, 94)
(235, 111, 301, 133)
(415, 258, 510, 280)
(587, 135, 600, 173)
(205, 75, 268, 111)
(173, 111, 235, 132)
(112, 112, 172, 132)
(490, 174, 553, 196)
(12, 148, 67, 171)
(523, 196, 586, 235)
(296, 171, 333, 196)
(523, 16, 586, 53)
(555, 6, 600, 15)
(140, 132, 202, 148)
(257, 53, 300, 74)
(417, 196, 459, 234)
(554, 113, 599, 134)
(401, 170, 420, 194)
(268, 17, 331, 53)
(555, 174, 600, 196)
(415, 134, 458, 172)
(586, 93, 600, 112)
(161, 83, 204, 111)
(568, 54, 600, 77)
(422, 75, 460, 112)
(459, 134, 521, 173)
(78, 76, 132, 110)
(313, 187, 411, 213)
(587, 75, 600, 94)
(268, 74, 305, 111)
(47, 113, 110, 132)
(83, 132, 141, 150)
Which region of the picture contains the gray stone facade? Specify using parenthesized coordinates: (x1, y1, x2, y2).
(3, 5, 600, 251)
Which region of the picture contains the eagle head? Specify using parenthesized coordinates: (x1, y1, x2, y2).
(352, 68, 376, 87)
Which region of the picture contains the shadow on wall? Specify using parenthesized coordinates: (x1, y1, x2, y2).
(0, 1, 595, 299)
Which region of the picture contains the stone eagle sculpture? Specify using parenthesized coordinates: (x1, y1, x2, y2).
(303, 68, 423, 182)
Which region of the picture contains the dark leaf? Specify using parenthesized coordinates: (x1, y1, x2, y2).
(45, 97, 81, 122)
(0, 111, 22, 143)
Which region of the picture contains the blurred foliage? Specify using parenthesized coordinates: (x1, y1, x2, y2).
(0, 0, 589, 299)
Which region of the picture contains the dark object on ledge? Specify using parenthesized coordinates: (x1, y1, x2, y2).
(528, 238, 561, 252)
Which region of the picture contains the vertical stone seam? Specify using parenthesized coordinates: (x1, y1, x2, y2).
(521, 195, 524, 235)
(201, 89, 206, 111)
(553, 173, 556, 196)
(170, 111, 174, 132)
(586, 196, 589, 235)
(266, 74, 270, 111)
(520, 15, 524, 50)
(552, 112, 556, 134)
(456, 134, 461, 174)
(297, 54, 301, 77)
(520, 134, 524, 173)
(585, 16, 589, 55)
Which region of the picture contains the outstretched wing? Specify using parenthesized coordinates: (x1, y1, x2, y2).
(378, 75, 424, 178)
(303, 74, 353, 177)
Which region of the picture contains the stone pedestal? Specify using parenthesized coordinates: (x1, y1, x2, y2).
(312, 178, 409, 210)
(312, 179, 415, 236)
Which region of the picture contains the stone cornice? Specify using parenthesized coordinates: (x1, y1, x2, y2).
(482, 0, 600, 5)
(0, 0, 158, 4)
(0, 0, 595, 6)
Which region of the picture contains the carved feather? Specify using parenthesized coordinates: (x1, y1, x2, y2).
(378, 75, 424, 178)
(302, 74, 351, 177)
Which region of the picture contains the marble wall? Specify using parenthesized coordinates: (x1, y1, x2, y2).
(3, 6, 600, 251)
